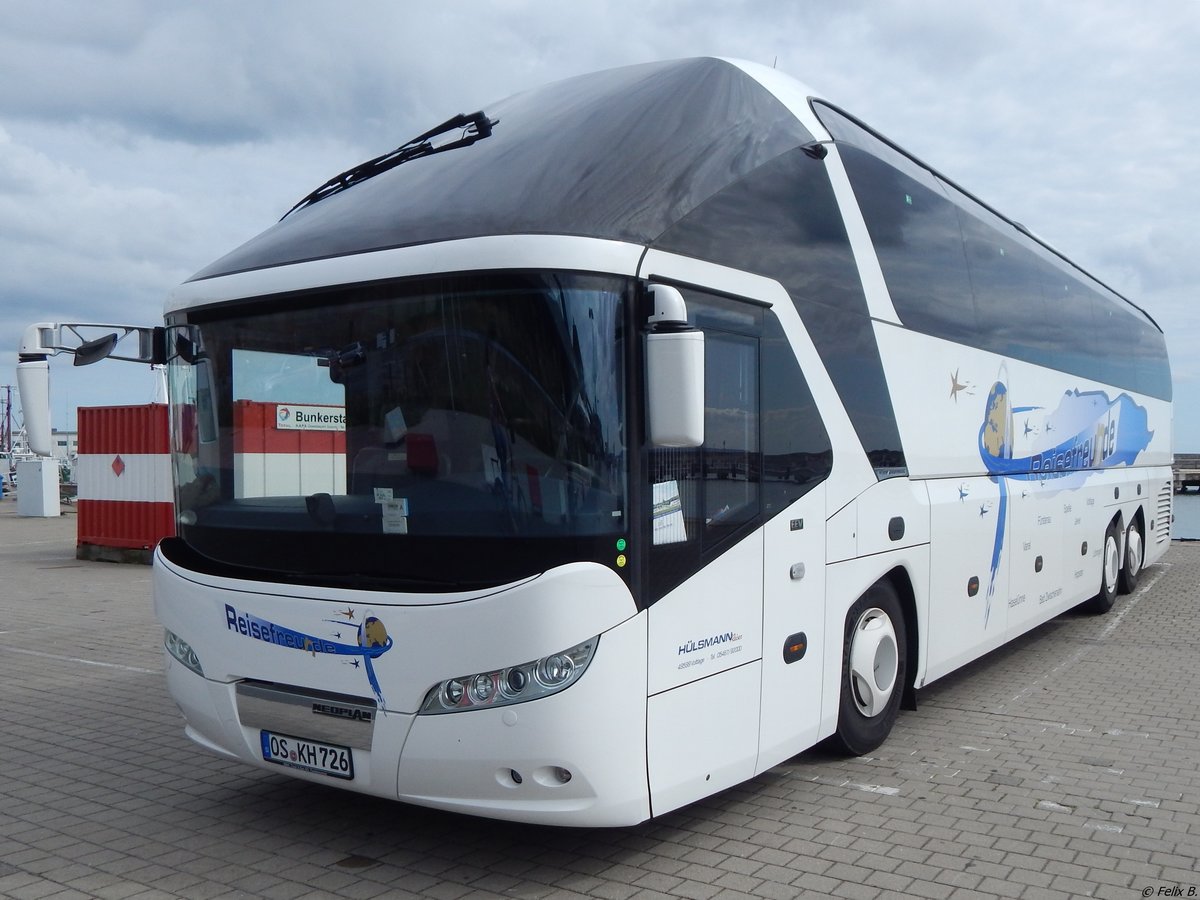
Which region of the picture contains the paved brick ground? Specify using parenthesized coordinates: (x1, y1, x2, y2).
(1, 498, 1197, 899)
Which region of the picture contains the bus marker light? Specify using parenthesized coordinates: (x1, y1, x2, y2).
(783, 632, 807, 664)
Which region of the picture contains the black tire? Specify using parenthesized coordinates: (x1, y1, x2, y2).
(1118, 519, 1143, 595)
(830, 581, 907, 756)
(1082, 521, 1120, 614)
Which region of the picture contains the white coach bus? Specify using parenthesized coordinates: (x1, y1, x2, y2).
(18, 58, 1172, 826)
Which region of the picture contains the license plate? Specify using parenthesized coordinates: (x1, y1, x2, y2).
(260, 731, 354, 780)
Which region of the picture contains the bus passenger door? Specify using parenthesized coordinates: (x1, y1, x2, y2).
(644, 328, 765, 817)
(642, 289, 836, 814)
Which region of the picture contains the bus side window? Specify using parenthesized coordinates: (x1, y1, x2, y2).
(703, 333, 759, 538)
(760, 310, 832, 511)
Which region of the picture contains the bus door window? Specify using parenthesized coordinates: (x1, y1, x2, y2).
(650, 332, 759, 545)
(648, 302, 763, 601)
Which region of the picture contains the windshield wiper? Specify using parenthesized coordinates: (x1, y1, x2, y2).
(282, 110, 498, 219)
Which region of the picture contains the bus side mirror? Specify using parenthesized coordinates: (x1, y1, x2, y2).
(646, 284, 704, 448)
(73, 332, 119, 366)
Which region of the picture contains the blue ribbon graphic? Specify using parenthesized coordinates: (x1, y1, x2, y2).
(225, 604, 393, 702)
(975, 387, 1154, 627)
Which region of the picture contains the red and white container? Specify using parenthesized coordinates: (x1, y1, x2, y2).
(233, 400, 346, 497)
(76, 404, 175, 562)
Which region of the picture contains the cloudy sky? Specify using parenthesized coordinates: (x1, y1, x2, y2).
(2, 1, 1197, 449)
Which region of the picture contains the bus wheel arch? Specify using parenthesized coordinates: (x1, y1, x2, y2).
(829, 573, 912, 756)
(886, 568, 920, 712)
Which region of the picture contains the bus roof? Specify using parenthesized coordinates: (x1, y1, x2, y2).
(189, 58, 815, 282)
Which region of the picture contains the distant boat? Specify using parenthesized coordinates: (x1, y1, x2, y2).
(1, 430, 40, 488)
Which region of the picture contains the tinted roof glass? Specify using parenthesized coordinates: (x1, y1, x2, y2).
(192, 59, 813, 280)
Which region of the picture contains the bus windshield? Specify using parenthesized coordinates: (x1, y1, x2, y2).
(166, 272, 630, 591)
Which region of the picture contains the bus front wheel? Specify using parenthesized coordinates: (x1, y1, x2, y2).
(831, 581, 907, 756)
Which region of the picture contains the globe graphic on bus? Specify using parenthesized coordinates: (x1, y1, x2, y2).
(981, 381, 1012, 459)
(359, 616, 388, 649)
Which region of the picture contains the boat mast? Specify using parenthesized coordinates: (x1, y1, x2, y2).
(1, 384, 11, 456)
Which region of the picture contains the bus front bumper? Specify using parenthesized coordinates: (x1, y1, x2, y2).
(163, 612, 650, 827)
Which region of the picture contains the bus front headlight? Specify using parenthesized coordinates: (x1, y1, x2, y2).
(164, 628, 205, 677)
(419, 637, 597, 715)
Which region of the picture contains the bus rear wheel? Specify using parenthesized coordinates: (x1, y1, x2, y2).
(831, 581, 907, 756)
(1118, 519, 1143, 595)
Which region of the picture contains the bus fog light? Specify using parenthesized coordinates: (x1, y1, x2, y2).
(420, 637, 597, 714)
(533, 765, 574, 787)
